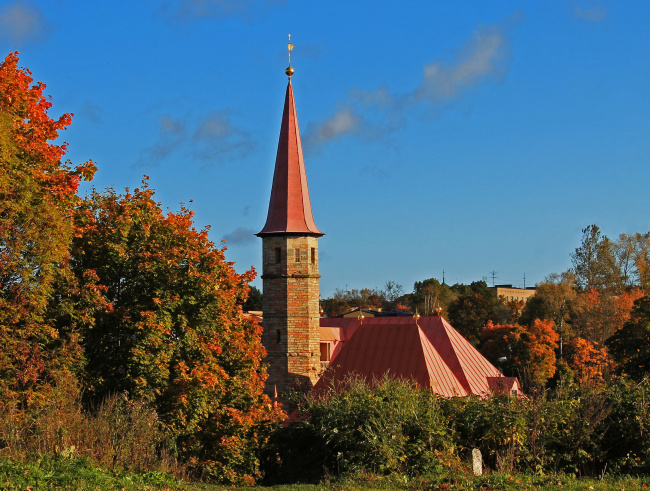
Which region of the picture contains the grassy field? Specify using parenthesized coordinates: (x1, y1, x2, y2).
(1, 458, 648, 491)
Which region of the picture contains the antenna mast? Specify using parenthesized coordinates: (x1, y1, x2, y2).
(490, 270, 498, 287)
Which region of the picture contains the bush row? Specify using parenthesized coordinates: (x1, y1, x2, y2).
(262, 375, 650, 484)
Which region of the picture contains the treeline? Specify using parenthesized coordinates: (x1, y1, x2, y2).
(320, 280, 406, 317)
(0, 53, 280, 484)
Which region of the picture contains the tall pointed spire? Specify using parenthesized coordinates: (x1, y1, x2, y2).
(257, 60, 323, 237)
(258, 37, 324, 400)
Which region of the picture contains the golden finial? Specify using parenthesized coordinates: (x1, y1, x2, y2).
(285, 34, 295, 78)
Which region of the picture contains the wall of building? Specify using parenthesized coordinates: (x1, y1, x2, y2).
(492, 285, 537, 303)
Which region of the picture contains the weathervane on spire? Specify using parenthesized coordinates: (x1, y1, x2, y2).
(286, 34, 295, 79)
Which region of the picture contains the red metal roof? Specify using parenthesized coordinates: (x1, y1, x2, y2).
(319, 316, 506, 397)
(315, 321, 468, 397)
(418, 316, 502, 396)
(257, 81, 323, 237)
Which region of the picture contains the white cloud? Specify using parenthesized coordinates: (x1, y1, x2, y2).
(304, 108, 362, 146)
(192, 112, 253, 163)
(160, 0, 284, 21)
(222, 226, 256, 245)
(414, 26, 509, 102)
(573, 4, 607, 22)
(0, 1, 47, 45)
(304, 23, 511, 150)
(135, 116, 187, 168)
(136, 112, 253, 168)
(194, 114, 237, 140)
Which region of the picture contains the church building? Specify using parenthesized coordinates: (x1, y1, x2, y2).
(257, 52, 519, 400)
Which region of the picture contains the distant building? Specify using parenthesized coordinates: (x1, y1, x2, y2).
(337, 307, 412, 318)
(491, 284, 536, 303)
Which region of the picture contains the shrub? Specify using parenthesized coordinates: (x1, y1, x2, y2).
(262, 375, 456, 484)
(600, 378, 650, 474)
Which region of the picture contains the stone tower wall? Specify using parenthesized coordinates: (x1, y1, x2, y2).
(261, 235, 321, 397)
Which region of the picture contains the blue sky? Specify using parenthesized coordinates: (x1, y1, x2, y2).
(2, 0, 649, 296)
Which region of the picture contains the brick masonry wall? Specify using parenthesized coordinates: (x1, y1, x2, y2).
(261, 236, 321, 397)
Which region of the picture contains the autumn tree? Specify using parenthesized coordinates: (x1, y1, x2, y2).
(480, 319, 559, 389)
(519, 272, 578, 358)
(71, 182, 280, 483)
(570, 288, 644, 345)
(563, 337, 609, 386)
(620, 232, 650, 292)
(0, 52, 95, 408)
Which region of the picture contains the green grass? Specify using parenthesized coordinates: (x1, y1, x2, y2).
(0, 458, 648, 490)
(0, 457, 186, 490)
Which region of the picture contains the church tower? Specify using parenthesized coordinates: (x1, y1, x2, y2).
(256, 54, 324, 397)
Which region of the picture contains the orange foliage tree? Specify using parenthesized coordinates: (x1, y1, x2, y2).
(0, 52, 95, 408)
(481, 319, 559, 389)
(564, 337, 609, 385)
(72, 181, 281, 483)
(572, 288, 644, 344)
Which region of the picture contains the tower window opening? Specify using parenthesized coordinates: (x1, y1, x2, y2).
(276, 330, 281, 344)
(295, 248, 300, 262)
(311, 247, 316, 264)
(275, 247, 281, 264)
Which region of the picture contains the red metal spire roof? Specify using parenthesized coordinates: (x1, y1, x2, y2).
(257, 81, 323, 237)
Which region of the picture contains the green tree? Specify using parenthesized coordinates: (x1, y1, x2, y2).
(451, 279, 494, 297)
(243, 284, 262, 311)
(411, 277, 455, 316)
(0, 52, 95, 408)
(321, 286, 387, 317)
(571, 225, 623, 293)
(447, 292, 496, 345)
(72, 182, 280, 483)
(382, 280, 404, 310)
(607, 296, 650, 381)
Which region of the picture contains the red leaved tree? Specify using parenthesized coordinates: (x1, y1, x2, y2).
(72, 181, 281, 483)
(481, 319, 559, 389)
(0, 52, 95, 408)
